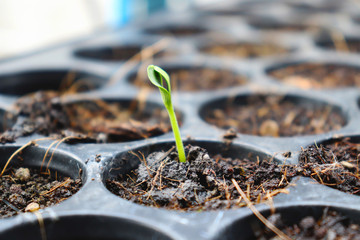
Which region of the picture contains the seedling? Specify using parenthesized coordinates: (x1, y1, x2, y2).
(147, 65, 186, 162)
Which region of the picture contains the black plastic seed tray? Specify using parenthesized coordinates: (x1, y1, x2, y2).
(1, 0, 360, 239)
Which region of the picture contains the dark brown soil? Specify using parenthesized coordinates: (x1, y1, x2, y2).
(145, 26, 206, 36)
(288, 2, 340, 13)
(203, 9, 247, 16)
(0, 91, 173, 143)
(76, 46, 176, 61)
(268, 63, 360, 89)
(203, 95, 345, 137)
(200, 43, 289, 58)
(317, 39, 360, 53)
(299, 138, 360, 195)
(248, 20, 312, 32)
(0, 166, 82, 218)
(106, 145, 297, 211)
(131, 67, 247, 91)
(76, 46, 142, 61)
(258, 209, 360, 239)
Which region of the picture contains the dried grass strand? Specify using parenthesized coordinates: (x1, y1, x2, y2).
(231, 179, 291, 240)
(108, 38, 172, 86)
(0, 137, 53, 177)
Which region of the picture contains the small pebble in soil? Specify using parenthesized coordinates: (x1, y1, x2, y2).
(282, 152, 292, 158)
(25, 202, 40, 212)
(259, 119, 279, 137)
(14, 167, 30, 182)
(0, 167, 82, 218)
(223, 128, 237, 140)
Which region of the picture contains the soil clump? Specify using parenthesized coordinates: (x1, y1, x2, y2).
(107, 145, 297, 211)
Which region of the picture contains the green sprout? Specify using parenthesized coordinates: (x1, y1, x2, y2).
(147, 65, 186, 162)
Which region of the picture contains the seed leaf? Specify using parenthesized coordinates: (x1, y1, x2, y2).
(147, 65, 172, 108)
(147, 64, 186, 162)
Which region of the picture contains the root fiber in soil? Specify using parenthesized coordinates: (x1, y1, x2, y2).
(106, 145, 297, 211)
(299, 138, 360, 195)
(0, 167, 82, 218)
(203, 95, 345, 137)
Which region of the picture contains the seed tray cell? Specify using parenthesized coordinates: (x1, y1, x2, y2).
(1, 0, 360, 239)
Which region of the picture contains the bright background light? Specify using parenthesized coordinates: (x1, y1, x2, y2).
(0, 0, 216, 59)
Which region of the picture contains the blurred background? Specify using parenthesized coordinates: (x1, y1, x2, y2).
(0, 0, 220, 59)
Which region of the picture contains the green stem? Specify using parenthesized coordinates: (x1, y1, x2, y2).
(167, 105, 186, 162)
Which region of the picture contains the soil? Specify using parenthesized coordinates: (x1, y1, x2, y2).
(145, 26, 206, 36)
(299, 138, 360, 195)
(317, 39, 360, 53)
(203, 95, 345, 137)
(76, 46, 142, 61)
(248, 20, 312, 32)
(106, 145, 297, 211)
(288, 2, 339, 13)
(257, 208, 360, 239)
(0, 166, 82, 218)
(131, 67, 247, 91)
(268, 63, 360, 89)
(76, 46, 176, 61)
(203, 9, 247, 16)
(200, 43, 289, 58)
(0, 91, 173, 143)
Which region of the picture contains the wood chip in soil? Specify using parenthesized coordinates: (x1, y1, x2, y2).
(200, 43, 289, 58)
(204, 95, 345, 137)
(0, 167, 82, 218)
(268, 63, 360, 89)
(257, 208, 360, 239)
(0, 91, 172, 143)
(106, 145, 297, 211)
(131, 67, 247, 91)
(299, 138, 360, 195)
